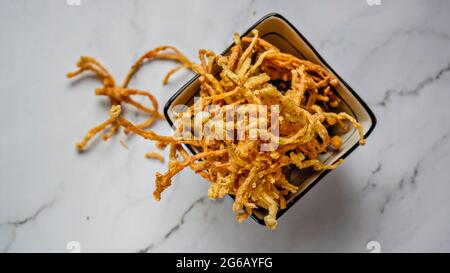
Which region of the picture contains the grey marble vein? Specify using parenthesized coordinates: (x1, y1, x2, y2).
(363, 27, 450, 66)
(138, 197, 206, 253)
(0, 201, 54, 252)
(377, 131, 450, 216)
(377, 61, 450, 106)
(362, 163, 382, 191)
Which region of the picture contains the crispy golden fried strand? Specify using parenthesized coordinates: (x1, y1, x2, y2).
(145, 152, 165, 163)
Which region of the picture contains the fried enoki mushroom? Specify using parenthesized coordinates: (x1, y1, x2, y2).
(68, 46, 193, 151)
(71, 31, 366, 230)
(145, 152, 165, 163)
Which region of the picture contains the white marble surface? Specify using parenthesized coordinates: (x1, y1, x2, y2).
(1, 0, 450, 252)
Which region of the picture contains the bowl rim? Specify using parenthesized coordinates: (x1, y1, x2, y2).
(163, 12, 377, 226)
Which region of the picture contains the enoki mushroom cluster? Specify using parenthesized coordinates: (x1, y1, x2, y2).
(67, 46, 192, 151)
(68, 30, 365, 230)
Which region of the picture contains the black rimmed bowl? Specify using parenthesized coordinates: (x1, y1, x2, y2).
(163, 13, 377, 226)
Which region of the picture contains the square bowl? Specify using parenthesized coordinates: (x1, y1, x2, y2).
(163, 13, 377, 226)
